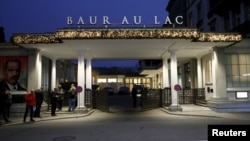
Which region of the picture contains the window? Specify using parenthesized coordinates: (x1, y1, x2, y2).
(117, 78, 123, 83)
(226, 54, 250, 88)
(205, 60, 212, 84)
(184, 63, 190, 88)
(97, 78, 106, 83)
(108, 78, 116, 83)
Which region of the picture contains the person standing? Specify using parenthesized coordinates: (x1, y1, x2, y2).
(0, 88, 11, 124)
(4, 88, 12, 118)
(57, 85, 64, 111)
(23, 90, 36, 123)
(132, 85, 137, 108)
(50, 88, 58, 116)
(68, 84, 77, 112)
(34, 87, 44, 118)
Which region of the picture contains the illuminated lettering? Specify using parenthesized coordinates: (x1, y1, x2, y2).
(134, 16, 142, 24)
(67, 16, 73, 25)
(122, 16, 129, 24)
(164, 16, 172, 24)
(176, 16, 183, 24)
(66, 15, 184, 25)
(89, 16, 97, 24)
(103, 16, 110, 25)
(154, 16, 160, 24)
(77, 16, 84, 25)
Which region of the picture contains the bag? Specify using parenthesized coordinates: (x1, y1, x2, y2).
(70, 89, 77, 98)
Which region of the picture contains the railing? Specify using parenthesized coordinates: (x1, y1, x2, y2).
(85, 89, 93, 108)
(92, 90, 109, 112)
(161, 87, 205, 105)
(178, 89, 193, 104)
(141, 89, 162, 111)
(162, 88, 171, 106)
(87, 87, 205, 112)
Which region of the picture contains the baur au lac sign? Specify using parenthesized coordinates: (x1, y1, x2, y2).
(67, 16, 183, 25)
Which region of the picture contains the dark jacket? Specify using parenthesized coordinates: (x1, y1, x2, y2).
(0, 80, 26, 91)
(35, 89, 44, 104)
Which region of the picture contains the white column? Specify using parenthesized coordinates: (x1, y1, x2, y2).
(86, 58, 92, 89)
(27, 49, 40, 90)
(51, 58, 57, 91)
(77, 52, 86, 108)
(212, 47, 227, 99)
(169, 49, 178, 107)
(162, 58, 169, 88)
(37, 52, 42, 88)
(197, 57, 202, 88)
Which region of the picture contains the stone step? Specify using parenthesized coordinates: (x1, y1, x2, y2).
(196, 100, 207, 107)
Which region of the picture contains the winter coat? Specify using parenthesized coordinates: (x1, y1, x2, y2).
(25, 93, 36, 106)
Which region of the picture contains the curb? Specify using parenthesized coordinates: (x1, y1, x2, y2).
(1, 109, 96, 127)
(160, 108, 222, 118)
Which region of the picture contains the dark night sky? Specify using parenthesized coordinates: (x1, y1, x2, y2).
(0, 0, 169, 67)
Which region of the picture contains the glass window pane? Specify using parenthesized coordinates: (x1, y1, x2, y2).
(239, 54, 246, 64)
(134, 78, 137, 83)
(225, 54, 231, 64)
(226, 65, 231, 75)
(226, 54, 250, 88)
(246, 55, 250, 64)
(247, 65, 250, 75)
(226, 76, 232, 87)
(232, 76, 240, 87)
(130, 78, 133, 83)
(248, 76, 250, 87)
(239, 65, 247, 75)
(231, 54, 238, 64)
(240, 76, 247, 87)
(117, 78, 123, 83)
(108, 78, 116, 83)
(232, 75, 240, 82)
(138, 78, 141, 83)
(97, 78, 106, 83)
(231, 65, 239, 75)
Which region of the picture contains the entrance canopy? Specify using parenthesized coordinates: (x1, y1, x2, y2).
(12, 28, 242, 62)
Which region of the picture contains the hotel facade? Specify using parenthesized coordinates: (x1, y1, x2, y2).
(0, 0, 249, 113)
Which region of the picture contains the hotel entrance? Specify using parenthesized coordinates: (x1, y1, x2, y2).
(5, 27, 245, 113)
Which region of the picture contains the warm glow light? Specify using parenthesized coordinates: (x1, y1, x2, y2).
(12, 28, 242, 44)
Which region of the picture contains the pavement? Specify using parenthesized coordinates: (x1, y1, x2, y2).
(162, 104, 250, 121)
(1, 104, 250, 126)
(0, 107, 95, 126)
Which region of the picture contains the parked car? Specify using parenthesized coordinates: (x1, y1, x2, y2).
(118, 86, 130, 95)
(103, 87, 114, 95)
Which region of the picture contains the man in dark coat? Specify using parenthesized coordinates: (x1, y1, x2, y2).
(50, 88, 58, 116)
(0, 88, 11, 124)
(34, 87, 44, 117)
(132, 85, 138, 108)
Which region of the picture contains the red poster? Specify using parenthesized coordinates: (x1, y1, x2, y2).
(0, 56, 28, 91)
